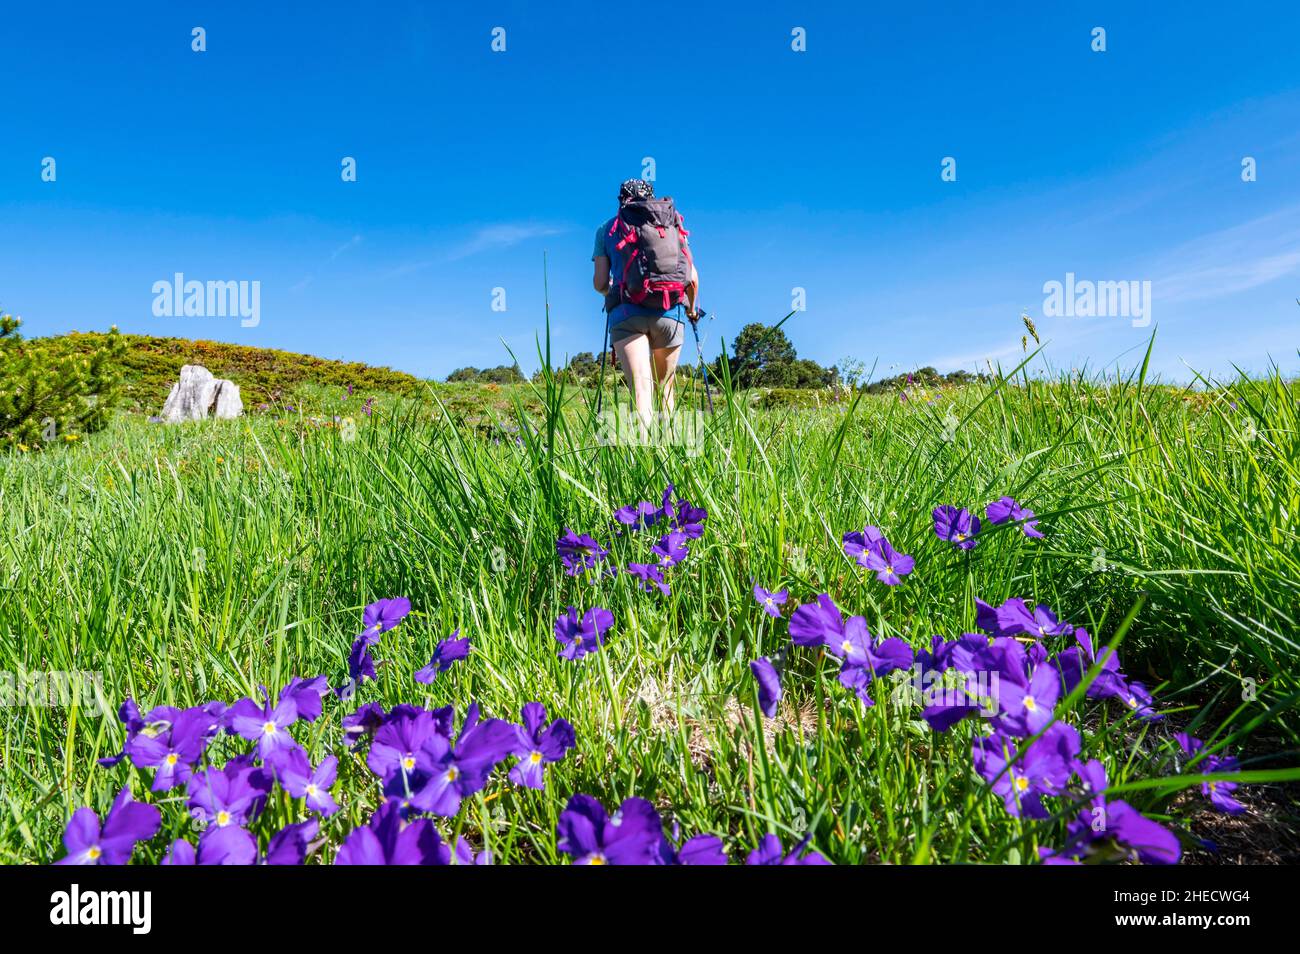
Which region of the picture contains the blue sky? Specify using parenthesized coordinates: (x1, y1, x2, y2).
(2, 1, 1298, 382)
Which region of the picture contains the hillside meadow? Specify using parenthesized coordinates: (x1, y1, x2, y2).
(1, 351, 1297, 865)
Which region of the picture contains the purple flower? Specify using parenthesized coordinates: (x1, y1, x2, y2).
(1042, 760, 1181, 864)
(658, 830, 728, 865)
(613, 500, 663, 531)
(452, 837, 492, 865)
(556, 794, 663, 865)
(626, 562, 670, 595)
(367, 706, 448, 782)
(272, 748, 340, 816)
(933, 505, 980, 549)
(986, 495, 1044, 538)
(752, 584, 788, 617)
(124, 705, 222, 792)
(187, 759, 273, 863)
(844, 526, 915, 585)
(56, 788, 161, 865)
(336, 799, 449, 865)
(280, 675, 330, 723)
(162, 839, 196, 866)
(670, 499, 708, 539)
(789, 593, 846, 649)
(972, 722, 1080, 819)
(745, 833, 830, 865)
(650, 530, 690, 568)
(415, 631, 470, 684)
(1175, 735, 1246, 815)
(835, 618, 915, 707)
(509, 702, 576, 789)
(227, 690, 301, 760)
(265, 819, 320, 866)
(339, 635, 377, 697)
(362, 596, 411, 639)
(342, 701, 386, 748)
(556, 529, 610, 576)
(994, 599, 1072, 640)
(750, 657, 782, 717)
(407, 704, 518, 816)
(554, 605, 614, 660)
(994, 660, 1061, 737)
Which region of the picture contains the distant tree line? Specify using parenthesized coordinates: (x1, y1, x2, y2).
(444, 324, 989, 392)
(445, 364, 525, 384)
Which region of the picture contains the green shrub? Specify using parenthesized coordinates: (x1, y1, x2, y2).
(0, 313, 126, 449)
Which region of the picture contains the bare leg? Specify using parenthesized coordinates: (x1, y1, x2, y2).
(613, 333, 654, 430)
(653, 346, 682, 416)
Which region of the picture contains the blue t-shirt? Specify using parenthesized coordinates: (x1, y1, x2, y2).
(594, 217, 686, 327)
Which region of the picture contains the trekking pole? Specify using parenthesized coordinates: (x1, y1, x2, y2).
(690, 308, 715, 414)
(595, 313, 610, 416)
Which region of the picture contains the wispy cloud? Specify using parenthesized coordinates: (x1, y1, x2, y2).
(1153, 205, 1300, 304)
(330, 234, 363, 261)
(382, 221, 568, 278)
(447, 223, 565, 260)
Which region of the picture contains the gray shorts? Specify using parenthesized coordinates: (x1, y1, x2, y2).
(609, 313, 685, 350)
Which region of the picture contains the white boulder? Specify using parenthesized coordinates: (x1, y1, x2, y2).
(161, 365, 243, 422)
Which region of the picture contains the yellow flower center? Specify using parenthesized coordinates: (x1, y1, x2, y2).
(305, 784, 318, 797)
(955, 533, 966, 542)
(165, 752, 179, 765)
(216, 810, 232, 827)
(529, 751, 543, 764)
(586, 853, 607, 865)
(1023, 695, 1037, 712)
(1013, 775, 1030, 793)
(262, 721, 277, 736)
(840, 640, 853, 655)
(402, 755, 416, 772)
(445, 767, 460, 782)
(87, 845, 102, 859)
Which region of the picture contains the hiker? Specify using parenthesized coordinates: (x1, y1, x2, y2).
(592, 178, 698, 428)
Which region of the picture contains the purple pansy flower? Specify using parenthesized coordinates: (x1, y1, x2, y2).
(554, 605, 614, 660)
(651, 530, 690, 568)
(752, 584, 788, 617)
(933, 505, 980, 549)
(264, 819, 320, 866)
(227, 689, 301, 760)
(336, 799, 449, 865)
(56, 788, 161, 865)
(745, 833, 830, 865)
(789, 593, 846, 649)
(342, 701, 386, 748)
(124, 705, 222, 792)
(556, 529, 610, 576)
(750, 658, 782, 717)
(986, 495, 1044, 538)
(361, 596, 412, 639)
(843, 526, 914, 585)
(626, 562, 671, 595)
(973, 722, 1080, 819)
(415, 630, 470, 684)
(658, 828, 728, 865)
(272, 748, 340, 816)
(556, 794, 663, 865)
(1042, 760, 1181, 864)
(509, 702, 576, 789)
(408, 704, 518, 816)
(1175, 734, 1246, 815)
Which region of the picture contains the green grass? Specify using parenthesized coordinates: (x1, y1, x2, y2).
(1, 347, 1297, 864)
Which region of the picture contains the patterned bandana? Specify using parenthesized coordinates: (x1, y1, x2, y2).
(618, 179, 655, 204)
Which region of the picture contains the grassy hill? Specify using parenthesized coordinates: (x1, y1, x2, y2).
(46, 331, 428, 411)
